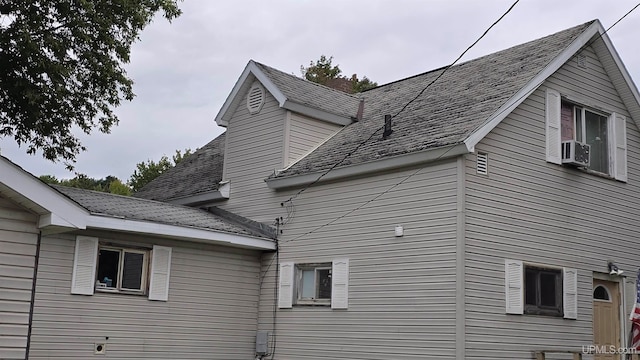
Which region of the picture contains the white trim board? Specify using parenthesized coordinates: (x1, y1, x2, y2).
(267, 143, 468, 189)
(85, 215, 276, 250)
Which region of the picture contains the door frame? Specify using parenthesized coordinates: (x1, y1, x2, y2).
(593, 272, 627, 350)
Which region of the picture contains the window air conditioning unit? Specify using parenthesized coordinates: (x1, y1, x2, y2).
(561, 140, 590, 167)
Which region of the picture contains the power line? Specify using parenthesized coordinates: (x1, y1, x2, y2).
(281, 0, 521, 207)
(278, 2, 640, 246)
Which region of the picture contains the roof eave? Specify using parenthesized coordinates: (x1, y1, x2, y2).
(0, 156, 88, 230)
(85, 215, 276, 250)
(282, 100, 354, 126)
(592, 25, 640, 127)
(266, 143, 469, 190)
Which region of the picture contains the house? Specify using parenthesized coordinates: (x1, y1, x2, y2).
(2, 18, 640, 359)
(0, 157, 276, 359)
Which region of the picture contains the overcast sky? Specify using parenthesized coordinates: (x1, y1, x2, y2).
(1, 0, 639, 181)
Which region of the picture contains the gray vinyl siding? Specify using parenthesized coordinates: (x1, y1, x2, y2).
(464, 46, 640, 359)
(28, 232, 262, 359)
(258, 161, 460, 360)
(220, 75, 461, 359)
(286, 113, 342, 167)
(221, 88, 286, 223)
(0, 195, 38, 360)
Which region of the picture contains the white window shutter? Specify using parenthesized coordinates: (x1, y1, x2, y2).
(331, 259, 349, 309)
(278, 262, 294, 309)
(504, 259, 523, 314)
(610, 113, 628, 182)
(546, 89, 562, 164)
(71, 236, 99, 295)
(149, 246, 172, 301)
(563, 267, 578, 319)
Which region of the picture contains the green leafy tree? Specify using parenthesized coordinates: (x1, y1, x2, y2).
(107, 178, 132, 196)
(301, 55, 342, 86)
(0, 0, 182, 168)
(301, 55, 378, 93)
(39, 173, 131, 195)
(129, 149, 192, 192)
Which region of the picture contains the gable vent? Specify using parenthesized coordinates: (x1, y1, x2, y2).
(477, 152, 488, 175)
(576, 54, 587, 68)
(247, 83, 265, 114)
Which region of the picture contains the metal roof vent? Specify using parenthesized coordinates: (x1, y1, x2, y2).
(247, 82, 265, 114)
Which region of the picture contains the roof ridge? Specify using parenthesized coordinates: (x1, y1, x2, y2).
(370, 19, 597, 91)
(252, 60, 363, 100)
(53, 184, 201, 210)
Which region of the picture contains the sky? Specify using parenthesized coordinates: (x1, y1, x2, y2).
(1, 0, 639, 181)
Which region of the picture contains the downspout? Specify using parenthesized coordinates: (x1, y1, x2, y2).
(25, 230, 42, 360)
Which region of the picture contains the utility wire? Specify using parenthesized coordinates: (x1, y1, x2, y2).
(281, 0, 521, 206)
(277, 1, 639, 246)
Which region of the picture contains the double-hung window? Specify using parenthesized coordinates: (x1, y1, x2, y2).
(561, 102, 609, 173)
(546, 88, 627, 181)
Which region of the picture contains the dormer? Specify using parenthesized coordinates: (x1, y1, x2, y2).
(215, 60, 361, 128)
(215, 60, 363, 189)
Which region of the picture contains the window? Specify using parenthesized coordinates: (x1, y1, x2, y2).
(71, 236, 172, 301)
(561, 102, 609, 173)
(296, 264, 332, 305)
(593, 285, 611, 301)
(278, 259, 349, 309)
(96, 246, 149, 293)
(546, 88, 627, 181)
(504, 259, 577, 319)
(524, 266, 563, 316)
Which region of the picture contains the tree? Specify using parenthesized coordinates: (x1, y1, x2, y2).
(301, 55, 378, 93)
(128, 148, 192, 192)
(39, 173, 131, 195)
(0, 1, 182, 168)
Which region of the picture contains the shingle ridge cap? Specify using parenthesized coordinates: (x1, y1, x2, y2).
(369, 20, 596, 92)
(252, 60, 363, 100)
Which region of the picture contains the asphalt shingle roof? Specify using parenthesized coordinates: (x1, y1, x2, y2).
(135, 21, 594, 196)
(254, 62, 362, 120)
(133, 133, 225, 202)
(54, 184, 272, 239)
(276, 21, 594, 177)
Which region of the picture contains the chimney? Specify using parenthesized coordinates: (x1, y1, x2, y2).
(325, 78, 353, 94)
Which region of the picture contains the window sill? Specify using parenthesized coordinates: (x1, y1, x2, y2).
(562, 164, 615, 180)
(295, 299, 330, 307)
(579, 167, 615, 180)
(95, 288, 146, 296)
